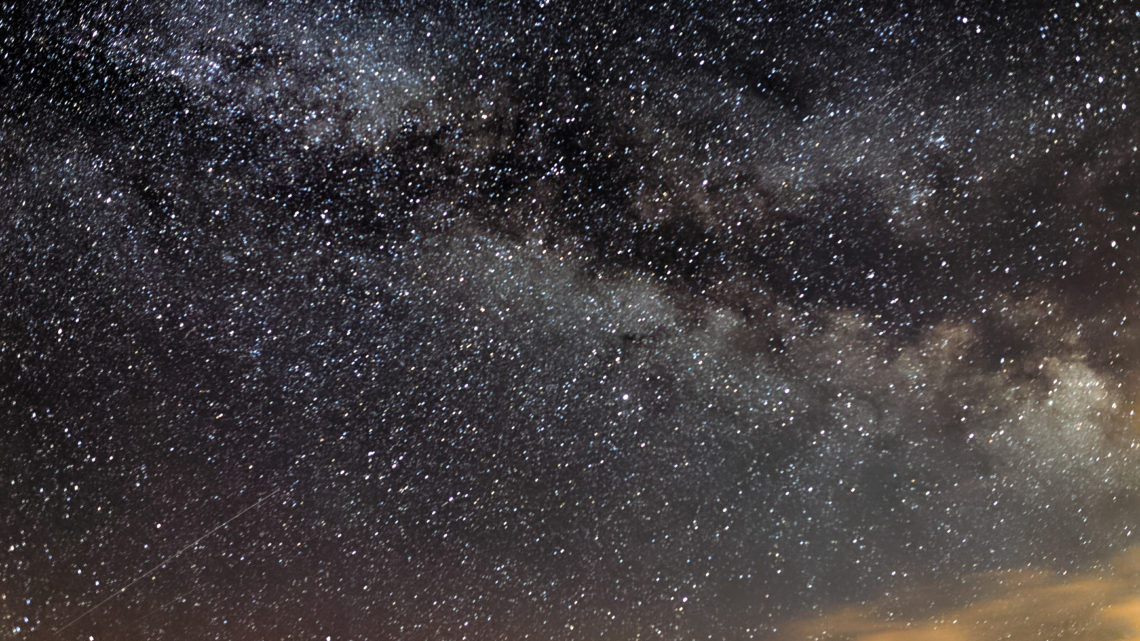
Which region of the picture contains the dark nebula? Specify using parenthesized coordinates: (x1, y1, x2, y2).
(2, 1, 1139, 639)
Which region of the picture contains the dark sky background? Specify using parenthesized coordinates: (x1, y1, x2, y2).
(2, 1, 1139, 639)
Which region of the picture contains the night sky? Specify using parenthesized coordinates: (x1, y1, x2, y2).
(2, 1, 1139, 639)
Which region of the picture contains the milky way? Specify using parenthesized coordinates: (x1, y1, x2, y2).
(2, 1, 1139, 639)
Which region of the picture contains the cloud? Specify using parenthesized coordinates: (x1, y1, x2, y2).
(774, 547, 1140, 641)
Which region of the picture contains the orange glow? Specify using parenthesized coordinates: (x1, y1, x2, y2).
(775, 548, 1140, 640)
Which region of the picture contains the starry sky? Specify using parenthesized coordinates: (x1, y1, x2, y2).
(2, 1, 1139, 639)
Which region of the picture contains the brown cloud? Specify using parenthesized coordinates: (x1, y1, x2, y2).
(774, 548, 1140, 641)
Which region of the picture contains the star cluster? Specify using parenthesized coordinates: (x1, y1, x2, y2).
(2, 1, 1139, 639)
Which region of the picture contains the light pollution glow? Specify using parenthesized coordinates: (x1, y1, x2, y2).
(775, 547, 1140, 641)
